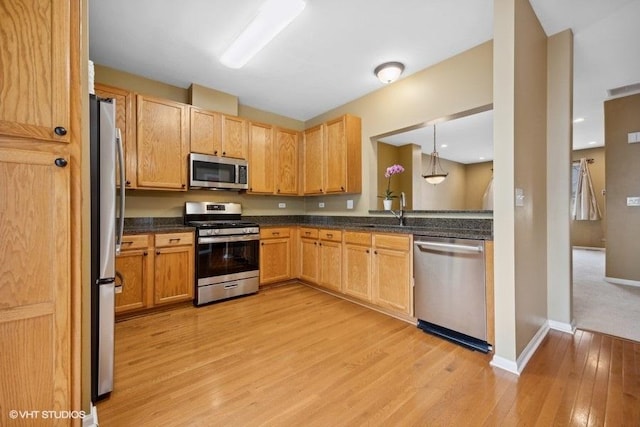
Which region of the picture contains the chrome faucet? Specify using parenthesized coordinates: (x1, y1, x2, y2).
(390, 192, 406, 226)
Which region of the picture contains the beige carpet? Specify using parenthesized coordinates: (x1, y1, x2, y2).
(573, 248, 640, 343)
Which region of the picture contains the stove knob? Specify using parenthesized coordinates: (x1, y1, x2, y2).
(243, 228, 249, 234)
(213, 229, 220, 235)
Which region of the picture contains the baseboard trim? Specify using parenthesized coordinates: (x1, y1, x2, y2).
(548, 319, 575, 334)
(605, 276, 640, 288)
(490, 321, 551, 376)
(82, 403, 98, 427)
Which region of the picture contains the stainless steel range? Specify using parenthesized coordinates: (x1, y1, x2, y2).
(184, 202, 259, 306)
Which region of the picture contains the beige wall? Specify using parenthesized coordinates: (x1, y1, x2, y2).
(546, 29, 574, 329)
(189, 83, 237, 115)
(571, 147, 605, 248)
(605, 93, 640, 282)
(465, 161, 494, 209)
(376, 142, 415, 210)
(305, 41, 494, 216)
(418, 157, 467, 210)
(95, 64, 189, 103)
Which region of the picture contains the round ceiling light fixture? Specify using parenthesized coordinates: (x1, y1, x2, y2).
(374, 61, 405, 84)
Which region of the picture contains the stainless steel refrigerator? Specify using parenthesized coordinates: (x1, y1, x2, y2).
(90, 94, 125, 401)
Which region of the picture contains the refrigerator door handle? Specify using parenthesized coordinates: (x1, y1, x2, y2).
(115, 128, 125, 255)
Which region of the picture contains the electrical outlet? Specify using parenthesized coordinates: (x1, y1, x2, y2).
(627, 197, 640, 207)
(347, 199, 354, 209)
(319, 202, 325, 208)
(278, 202, 286, 209)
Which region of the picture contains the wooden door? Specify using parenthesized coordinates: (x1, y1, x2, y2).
(115, 249, 152, 314)
(0, 0, 71, 143)
(95, 83, 137, 188)
(343, 243, 372, 301)
(154, 246, 194, 305)
(0, 147, 71, 419)
(248, 121, 274, 193)
(275, 128, 299, 195)
(136, 95, 188, 190)
(324, 116, 347, 193)
(259, 238, 291, 285)
(299, 238, 319, 284)
(319, 240, 342, 291)
(303, 124, 324, 194)
(372, 234, 412, 315)
(221, 115, 247, 159)
(190, 107, 221, 155)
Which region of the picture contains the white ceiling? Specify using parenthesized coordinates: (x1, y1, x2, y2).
(89, 0, 640, 163)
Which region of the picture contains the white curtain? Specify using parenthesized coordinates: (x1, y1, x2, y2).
(482, 173, 493, 210)
(572, 158, 601, 221)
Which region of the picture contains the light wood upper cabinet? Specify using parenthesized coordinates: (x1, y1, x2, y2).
(0, 147, 72, 419)
(136, 95, 189, 190)
(221, 115, 248, 159)
(154, 232, 194, 306)
(303, 124, 324, 195)
(0, 0, 71, 143)
(190, 107, 222, 156)
(95, 83, 137, 188)
(259, 227, 292, 285)
(274, 127, 300, 195)
(248, 121, 274, 194)
(372, 233, 413, 316)
(303, 114, 361, 195)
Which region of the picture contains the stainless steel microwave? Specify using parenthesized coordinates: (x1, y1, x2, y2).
(189, 153, 248, 190)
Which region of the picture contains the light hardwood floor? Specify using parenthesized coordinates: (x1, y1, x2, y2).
(97, 283, 640, 426)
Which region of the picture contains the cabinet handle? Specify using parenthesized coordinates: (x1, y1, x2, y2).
(261, 242, 264, 246)
(181, 184, 186, 189)
(277, 189, 281, 193)
(272, 232, 280, 236)
(169, 238, 181, 243)
(318, 242, 322, 246)
(341, 186, 345, 192)
(156, 250, 160, 255)
(54, 126, 67, 136)
(249, 187, 253, 192)
(143, 251, 148, 256)
(222, 151, 226, 156)
(122, 240, 133, 246)
(304, 232, 311, 236)
(314, 242, 317, 246)
(214, 150, 218, 156)
(54, 158, 68, 168)
(366, 249, 370, 253)
(326, 233, 333, 238)
(374, 250, 378, 255)
(125, 180, 131, 186)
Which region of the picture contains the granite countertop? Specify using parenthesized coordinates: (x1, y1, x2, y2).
(123, 217, 195, 235)
(121, 215, 493, 240)
(245, 215, 493, 240)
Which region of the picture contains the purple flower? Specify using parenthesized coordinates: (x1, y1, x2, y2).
(381, 164, 404, 199)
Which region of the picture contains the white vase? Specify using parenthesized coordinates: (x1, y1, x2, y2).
(383, 199, 392, 210)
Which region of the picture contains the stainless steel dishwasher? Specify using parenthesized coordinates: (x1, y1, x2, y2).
(413, 236, 490, 352)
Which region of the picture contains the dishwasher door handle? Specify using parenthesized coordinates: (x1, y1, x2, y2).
(414, 241, 483, 253)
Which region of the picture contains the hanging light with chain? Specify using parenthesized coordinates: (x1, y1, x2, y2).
(422, 124, 448, 185)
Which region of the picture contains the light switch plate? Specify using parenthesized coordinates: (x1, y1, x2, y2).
(627, 197, 640, 206)
(515, 188, 525, 207)
(318, 202, 325, 208)
(278, 202, 286, 209)
(347, 199, 354, 209)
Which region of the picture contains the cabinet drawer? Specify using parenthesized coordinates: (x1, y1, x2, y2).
(119, 234, 150, 251)
(344, 231, 371, 246)
(260, 227, 290, 239)
(319, 229, 342, 242)
(155, 232, 194, 247)
(299, 227, 319, 239)
(373, 233, 411, 251)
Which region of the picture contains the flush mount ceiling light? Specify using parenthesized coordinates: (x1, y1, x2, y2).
(220, 0, 306, 69)
(374, 61, 405, 84)
(422, 125, 448, 185)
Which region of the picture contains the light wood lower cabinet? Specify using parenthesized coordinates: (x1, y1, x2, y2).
(318, 229, 342, 291)
(299, 227, 320, 283)
(259, 227, 292, 285)
(372, 233, 413, 316)
(116, 231, 194, 316)
(343, 231, 373, 301)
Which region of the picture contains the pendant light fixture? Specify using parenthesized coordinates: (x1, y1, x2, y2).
(422, 124, 448, 185)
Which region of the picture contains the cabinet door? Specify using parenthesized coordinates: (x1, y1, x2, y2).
(372, 238, 412, 315)
(303, 125, 324, 194)
(343, 244, 372, 301)
(221, 115, 247, 159)
(0, 147, 71, 417)
(324, 116, 347, 193)
(154, 246, 194, 305)
(275, 128, 299, 195)
(299, 238, 319, 283)
(95, 84, 137, 188)
(259, 238, 291, 285)
(190, 107, 221, 156)
(0, 0, 70, 142)
(319, 240, 342, 291)
(248, 121, 274, 193)
(115, 249, 152, 313)
(136, 95, 188, 190)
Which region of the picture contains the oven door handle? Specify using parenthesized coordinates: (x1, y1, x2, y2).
(198, 234, 260, 244)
